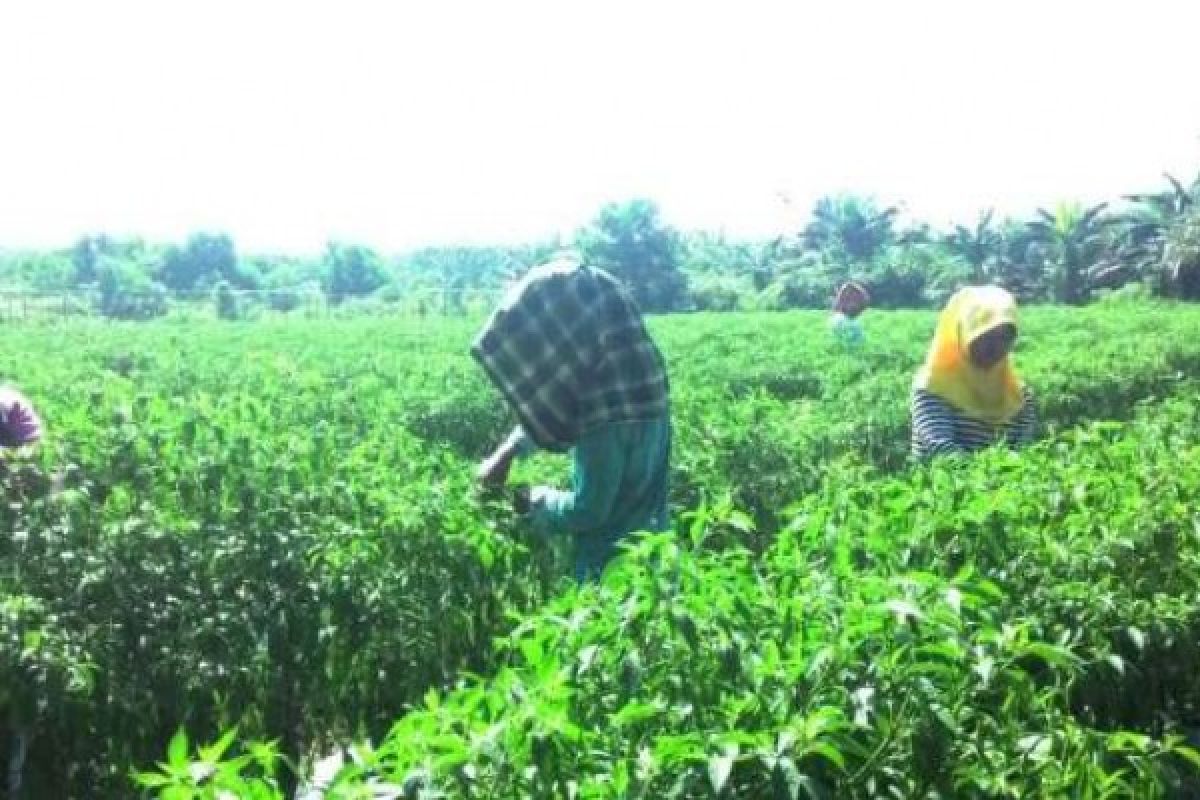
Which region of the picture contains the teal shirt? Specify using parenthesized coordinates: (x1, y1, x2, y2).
(830, 312, 864, 346)
(515, 414, 671, 581)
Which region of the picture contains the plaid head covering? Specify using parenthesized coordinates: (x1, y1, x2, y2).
(471, 259, 669, 452)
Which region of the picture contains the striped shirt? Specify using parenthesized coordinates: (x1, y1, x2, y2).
(911, 386, 1037, 460)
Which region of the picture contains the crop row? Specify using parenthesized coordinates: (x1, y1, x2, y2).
(1, 308, 1199, 795)
(175, 393, 1200, 798)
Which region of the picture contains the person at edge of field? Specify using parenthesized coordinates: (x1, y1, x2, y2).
(473, 254, 672, 582)
(0, 385, 45, 494)
(0, 385, 42, 450)
(910, 285, 1038, 460)
(830, 281, 870, 347)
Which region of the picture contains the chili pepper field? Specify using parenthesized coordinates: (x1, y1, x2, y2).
(4, 306, 1200, 798)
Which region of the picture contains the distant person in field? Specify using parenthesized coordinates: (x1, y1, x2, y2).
(473, 255, 672, 581)
(830, 281, 870, 346)
(911, 286, 1037, 459)
(0, 386, 42, 449)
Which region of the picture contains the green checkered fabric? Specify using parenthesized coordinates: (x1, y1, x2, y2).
(471, 260, 669, 452)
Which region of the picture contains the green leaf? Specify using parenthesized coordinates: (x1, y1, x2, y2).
(917, 641, 963, 663)
(806, 646, 834, 681)
(478, 543, 495, 570)
(1018, 735, 1053, 762)
(1106, 732, 1152, 753)
(973, 656, 995, 686)
(726, 510, 756, 534)
(433, 749, 471, 772)
(707, 746, 737, 795)
(1018, 641, 1082, 670)
(577, 644, 600, 676)
(198, 727, 239, 764)
(613, 701, 661, 727)
(612, 760, 631, 795)
(132, 771, 172, 788)
(796, 773, 831, 799)
(1170, 743, 1200, 771)
(771, 756, 802, 800)
(167, 729, 189, 769)
(881, 599, 922, 623)
(519, 638, 546, 670)
(943, 587, 962, 614)
(804, 741, 845, 771)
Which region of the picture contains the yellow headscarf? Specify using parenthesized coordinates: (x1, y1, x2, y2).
(914, 286, 1024, 424)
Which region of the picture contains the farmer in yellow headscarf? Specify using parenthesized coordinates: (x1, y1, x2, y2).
(910, 286, 1037, 459)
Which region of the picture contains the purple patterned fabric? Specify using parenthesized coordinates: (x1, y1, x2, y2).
(0, 387, 42, 448)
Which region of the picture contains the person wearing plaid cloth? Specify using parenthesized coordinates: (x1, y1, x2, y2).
(473, 256, 672, 581)
(0, 386, 42, 449)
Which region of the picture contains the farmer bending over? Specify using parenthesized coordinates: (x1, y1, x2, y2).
(830, 281, 870, 346)
(911, 286, 1037, 459)
(473, 256, 672, 581)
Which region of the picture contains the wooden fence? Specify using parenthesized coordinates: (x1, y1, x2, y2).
(0, 286, 507, 323)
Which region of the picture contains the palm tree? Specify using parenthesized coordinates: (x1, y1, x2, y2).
(802, 195, 898, 263)
(1162, 210, 1200, 299)
(981, 218, 1046, 302)
(943, 210, 1002, 284)
(1125, 173, 1195, 220)
(575, 199, 687, 312)
(1026, 202, 1113, 304)
(1102, 173, 1198, 294)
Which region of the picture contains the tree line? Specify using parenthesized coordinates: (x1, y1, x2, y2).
(1, 172, 1198, 319)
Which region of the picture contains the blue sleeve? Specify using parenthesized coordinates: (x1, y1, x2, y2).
(846, 319, 864, 344)
(529, 427, 624, 535)
(831, 315, 863, 346)
(912, 389, 963, 458)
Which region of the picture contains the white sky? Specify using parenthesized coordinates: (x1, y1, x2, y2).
(1, 0, 1198, 255)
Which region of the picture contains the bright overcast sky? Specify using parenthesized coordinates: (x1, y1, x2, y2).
(1, 0, 1198, 254)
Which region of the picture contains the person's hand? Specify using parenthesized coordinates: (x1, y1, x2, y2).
(512, 484, 531, 514)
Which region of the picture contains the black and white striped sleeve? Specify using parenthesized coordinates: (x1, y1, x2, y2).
(911, 389, 963, 460)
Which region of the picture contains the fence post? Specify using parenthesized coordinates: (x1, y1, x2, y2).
(6, 721, 26, 800)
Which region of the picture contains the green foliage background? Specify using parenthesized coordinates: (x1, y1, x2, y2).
(2, 305, 1200, 796)
(3, 170, 1199, 319)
